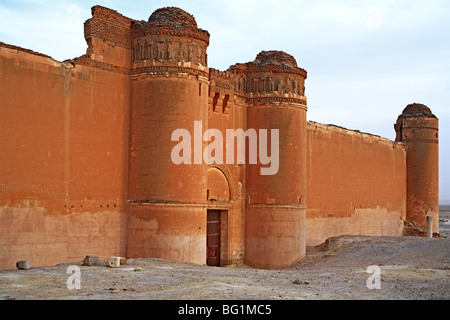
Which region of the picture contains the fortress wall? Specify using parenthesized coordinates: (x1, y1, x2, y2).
(0, 45, 130, 269)
(1, 5, 429, 271)
(306, 121, 407, 246)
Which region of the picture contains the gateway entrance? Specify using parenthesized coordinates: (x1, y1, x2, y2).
(206, 210, 221, 266)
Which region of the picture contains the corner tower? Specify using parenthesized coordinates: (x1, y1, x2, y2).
(234, 51, 308, 268)
(395, 103, 439, 234)
(127, 7, 210, 263)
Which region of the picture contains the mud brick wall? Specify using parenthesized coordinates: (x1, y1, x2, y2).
(84, 6, 133, 49)
(0, 5, 430, 270)
(0, 42, 130, 269)
(306, 122, 407, 245)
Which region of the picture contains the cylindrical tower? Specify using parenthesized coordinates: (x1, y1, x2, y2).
(242, 51, 308, 269)
(127, 7, 210, 264)
(395, 103, 439, 234)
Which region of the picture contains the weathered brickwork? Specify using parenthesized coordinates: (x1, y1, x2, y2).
(0, 6, 438, 270)
(84, 6, 134, 49)
(395, 104, 439, 232)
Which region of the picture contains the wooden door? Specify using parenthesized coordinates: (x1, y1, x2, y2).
(207, 210, 221, 266)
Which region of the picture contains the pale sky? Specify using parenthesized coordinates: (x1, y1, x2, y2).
(1, 0, 449, 202)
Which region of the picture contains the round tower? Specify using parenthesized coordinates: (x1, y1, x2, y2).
(395, 103, 439, 234)
(127, 7, 210, 264)
(241, 51, 308, 268)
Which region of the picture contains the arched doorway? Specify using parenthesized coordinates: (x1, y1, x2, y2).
(206, 165, 231, 266)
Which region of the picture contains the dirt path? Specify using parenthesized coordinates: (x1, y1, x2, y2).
(1, 234, 448, 300)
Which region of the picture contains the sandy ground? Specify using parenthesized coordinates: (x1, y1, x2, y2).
(1, 207, 449, 301)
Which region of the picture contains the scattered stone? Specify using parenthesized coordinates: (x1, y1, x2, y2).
(82, 255, 100, 266)
(16, 260, 31, 270)
(134, 267, 142, 271)
(107, 256, 121, 268)
(403, 220, 427, 237)
(293, 279, 309, 285)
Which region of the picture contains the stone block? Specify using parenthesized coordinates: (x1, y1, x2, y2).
(82, 255, 100, 266)
(119, 257, 127, 265)
(107, 256, 120, 268)
(16, 260, 31, 270)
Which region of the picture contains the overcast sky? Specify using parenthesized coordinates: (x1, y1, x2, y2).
(1, 0, 449, 202)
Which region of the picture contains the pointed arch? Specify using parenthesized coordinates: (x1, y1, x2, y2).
(207, 164, 234, 201)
